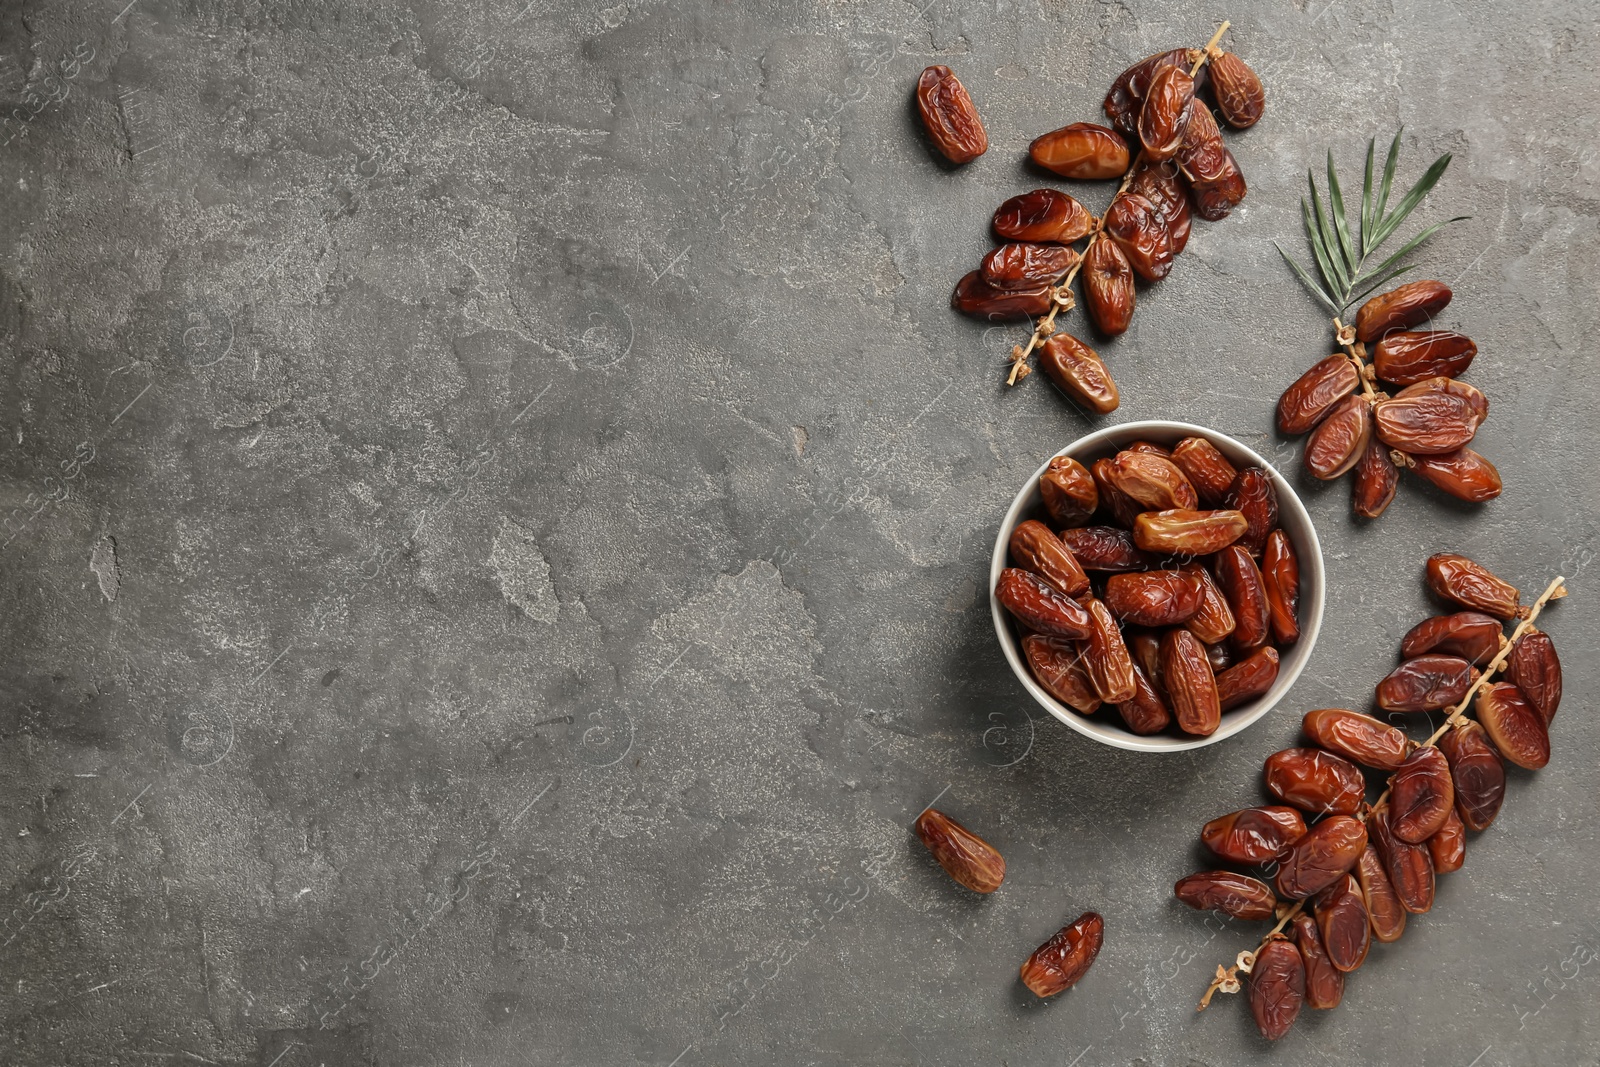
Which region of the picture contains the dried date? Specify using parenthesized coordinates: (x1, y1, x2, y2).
(981, 242, 1078, 291)
(1171, 436, 1238, 505)
(1292, 912, 1344, 1010)
(1304, 393, 1373, 479)
(1029, 122, 1130, 180)
(917, 66, 988, 164)
(1374, 390, 1483, 455)
(1106, 451, 1198, 511)
(1226, 467, 1278, 556)
(1374, 653, 1475, 712)
(1128, 158, 1192, 253)
(1091, 458, 1145, 527)
(1216, 647, 1278, 711)
(1040, 334, 1121, 415)
(1039, 455, 1099, 528)
(1249, 938, 1305, 1041)
(1082, 597, 1138, 704)
(1020, 912, 1103, 997)
(1425, 553, 1521, 619)
(1278, 354, 1359, 434)
(1388, 747, 1455, 844)
(1174, 870, 1277, 921)
(993, 188, 1095, 244)
(1370, 804, 1434, 914)
(914, 808, 1005, 892)
(1132, 509, 1247, 555)
(996, 567, 1093, 639)
(1371, 330, 1476, 385)
(1437, 719, 1505, 831)
(1115, 662, 1173, 734)
(1400, 611, 1502, 665)
(1275, 815, 1367, 900)
(1475, 681, 1549, 770)
(1176, 103, 1247, 219)
(952, 271, 1053, 320)
(1355, 844, 1407, 943)
(1104, 49, 1193, 136)
(1214, 545, 1270, 654)
(1103, 193, 1174, 281)
(1355, 280, 1452, 343)
(1353, 437, 1400, 518)
(1408, 447, 1503, 503)
(1313, 874, 1371, 973)
(1201, 805, 1306, 864)
(1059, 526, 1154, 572)
(1138, 64, 1195, 161)
(1261, 530, 1299, 646)
(1009, 519, 1091, 598)
(1263, 748, 1365, 816)
(1427, 807, 1466, 874)
(1104, 568, 1205, 626)
(1022, 635, 1101, 714)
(1161, 627, 1221, 737)
(1209, 51, 1264, 128)
(1181, 563, 1237, 643)
(1301, 708, 1408, 770)
(1505, 629, 1561, 724)
(1082, 237, 1136, 336)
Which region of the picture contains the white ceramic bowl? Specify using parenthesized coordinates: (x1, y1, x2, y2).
(990, 420, 1325, 752)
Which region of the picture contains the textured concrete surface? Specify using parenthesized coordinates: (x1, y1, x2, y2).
(1, 1, 1597, 1064)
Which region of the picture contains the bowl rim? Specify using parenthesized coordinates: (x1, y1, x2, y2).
(989, 419, 1325, 753)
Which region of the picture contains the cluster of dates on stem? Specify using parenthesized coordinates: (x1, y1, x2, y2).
(996, 435, 1300, 739)
(1179, 553, 1566, 1040)
(941, 24, 1264, 407)
(1277, 279, 1501, 514)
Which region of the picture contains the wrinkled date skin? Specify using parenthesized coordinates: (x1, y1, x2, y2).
(1264, 748, 1366, 816)
(1138, 65, 1195, 160)
(1226, 467, 1278, 556)
(1039, 455, 1099, 528)
(1410, 447, 1503, 503)
(981, 242, 1077, 291)
(1173, 870, 1277, 921)
(1019, 912, 1103, 998)
(1356, 279, 1453, 343)
(1009, 519, 1091, 598)
(1506, 629, 1561, 724)
(951, 271, 1052, 321)
(1209, 51, 1265, 128)
(1426, 553, 1521, 619)
(916, 66, 988, 164)
(1216, 647, 1278, 711)
(1395, 375, 1488, 422)
(1371, 330, 1477, 386)
(1128, 159, 1192, 253)
(1104, 48, 1194, 135)
(1104, 568, 1205, 626)
(1475, 681, 1550, 770)
(1353, 437, 1401, 519)
(1182, 563, 1237, 644)
(1128, 629, 1165, 695)
(1059, 526, 1153, 572)
(1428, 807, 1467, 874)
(1126, 440, 1172, 457)
(1301, 708, 1408, 770)
(1292, 913, 1344, 1010)
(1176, 102, 1247, 220)
(1104, 193, 1175, 281)
(1115, 663, 1172, 734)
(1082, 237, 1136, 336)
(1374, 391, 1483, 455)
(1161, 627, 1220, 736)
(1082, 597, 1137, 704)
(1250, 938, 1306, 1041)
(1401, 611, 1503, 665)
(1388, 747, 1456, 844)
(1313, 874, 1371, 973)
(1356, 844, 1408, 943)
(1040, 334, 1120, 415)
(1171, 437, 1238, 505)
(914, 808, 1005, 893)
(1278, 355, 1360, 435)
(1304, 393, 1373, 479)
(1374, 654, 1476, 713)
(1215, 545, 1270, 654)
(1371, 805, 1434, 914)
(993, 188, 1095, 244)
(1092, 458, 1145, 527)
(1023, 634, 1100, 714)
(1029, 122, 1130, 180)
(1438, 720, 1506, 831)
(1201, 805, 1306, 864)
(1275, 815, 1368, 900)
(1261, 530, 1300, 646)
(1133, 509, 1247, 555)
(1107, 451, 1197, 511)
(996, 568, 1093, 639)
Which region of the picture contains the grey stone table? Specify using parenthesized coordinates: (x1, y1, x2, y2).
(2, 1, 1596, 1063)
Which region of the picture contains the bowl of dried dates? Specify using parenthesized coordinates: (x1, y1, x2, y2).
(990, 421, 1325, 752)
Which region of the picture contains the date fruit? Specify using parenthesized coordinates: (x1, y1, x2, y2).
(1128, 158, 1192, 254)
(1277, 355, 1360, 434)
(1009, 519, 1091, 597)
(1264, 748, 1365, 816)
(981, 242, 1077, 291)
(1215, 545, 1270, 654)
(1408, 447, 1503, 503)
(1020, 912, 1103, 997)
(1182, 563, 1237, 643)
(1292, 912, 1344, 1010)
(1475, 681, 1549, 770)
(914, 808, 1005, 893)
(1082, 237, 1136, 336)
(1091, 458, 1145, 527)
(1200, 805, 1306, 864)
(917, 66, 988, 164)
(1209, 51, 1265, 128)
(1115, 662, 1173, 735)
(1400, 611, 1503, 665)
(1103, 193, 1174, 281)
(1022, 635, 1101, 714)
(1059, 526, 1153, 572)
(1301, 708, 1408, 770)
(1353, 437, 1400, 519)
(1394, 375, 1488, 422)
(1132, 509, 1247, 555)
(1355, 844, 1407, 943)
(996, 567, 1093, 638)
(1374, 390, 1483, 455)
(1161, 627, 1220, 736)
(1104, 569, 1205, 626)
(1250, 938, 1305, 1041)
(1374, 654, 1475, 713)
(1216, 646, 1278, 711)
(1304, 393, 1372, 479)
(1437, 720, 1506, 831)
(1275, 815, 1367, 901)
(952, 271, 1052, 320)
(1388, 747, 1455, 844)
(1083, 597, 1138, 704)
(1138, 65, 1195, 161)
(1104, 49, 1193, 136)
(1427, 807, 1466, 874)
(1370, 804, 1434, 914)
(1174, 870, 1276, 921)
(1355, 280, 1452, 343)
(1226, 467, 1278, 556)
(1505, 629, 1561, 724)
(1313, 873, 1371, 973)
(1371, 330, 1476, 386)
(1261, 529, 1299, 646)
(1426, 553, 1521, 619)
(1040, 334, 1121, 415)
(1039, 455, 1099, 528)
(993, 188, 1095, 244)
(1029, 122, 1130, 180)
(1171, 436, 1238, 505)
(1176, 102, 1247, 220)
(1107, 451, 1197, 511)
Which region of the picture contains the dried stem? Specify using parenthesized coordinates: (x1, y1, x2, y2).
(1006, 22, 1231, 387)
(1197, 572, 1569, 1012)
(1332, 317, 1381, 402)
